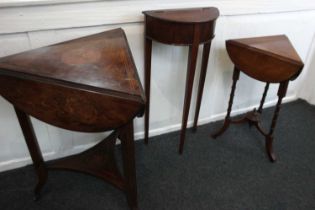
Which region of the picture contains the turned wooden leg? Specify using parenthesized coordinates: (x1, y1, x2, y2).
(211, 67, 240, 138)
(144, 38, 152, 145)
(120, 121, 138, 210)
(265, 81, 288, 162)
(192, 42, 212, 132)
(14, 107, 48, 200)
(179, 37, 200, 154)
(258, 82, 270, 114)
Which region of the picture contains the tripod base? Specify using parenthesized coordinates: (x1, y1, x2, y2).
(212, 109, 277, 162)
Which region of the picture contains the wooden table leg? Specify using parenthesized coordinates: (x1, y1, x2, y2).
(144, 38, 152, 145)
(265, 81, 288, 162)
(212, 67, 240, 138)
(258, 82, 270, 114)
(179, 27, 200, 154)
(192, 42, 212, 132)
(120, 121, 138, 210)
(14, 107, 48, 200)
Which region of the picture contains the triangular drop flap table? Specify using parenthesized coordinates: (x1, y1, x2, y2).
(0, 28, 145, 210)
(143, 7, 220, 154)
(212, 35, 304, 162)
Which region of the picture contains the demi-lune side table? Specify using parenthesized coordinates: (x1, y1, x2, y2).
(212, 35, 304, 162)
(143, 7, 219, 154)
(0, 28, 145, 210)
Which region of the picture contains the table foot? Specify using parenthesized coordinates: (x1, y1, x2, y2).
(33, 165, 47, 200)
(266, 136, 277, 162)
(211, 120, 230, 139)
(213, 109, 278, 162)
(120, 122, 138, 210)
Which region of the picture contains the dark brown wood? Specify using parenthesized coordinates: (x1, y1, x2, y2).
(47, 130, 124, 189)
(0, 75, 142, 132)
(143, 7, 219, 153)
(212, 67, 240, 138)
(143, 7, 219, 45)
(120, 121, 138, 210)
(212, 35, 304, 162)
(258, 82, 270, 113)
(193, 42, 212, 131)
(0, 29, 144, 98)
(0, 28, 144, 210)
(14, 107, 47, 200)
(144, 38, 152, 144)
(179, 26, 200, 154)
(226, 35, 304, 82)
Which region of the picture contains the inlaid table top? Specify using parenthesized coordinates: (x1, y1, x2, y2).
(0, 28, 145, 132)
(0, 28, 144, 98)
(226, 35, 304, 82)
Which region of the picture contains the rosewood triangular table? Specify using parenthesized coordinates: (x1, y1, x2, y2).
(0, 28, 145, 210)
(212, 35, 304, 162)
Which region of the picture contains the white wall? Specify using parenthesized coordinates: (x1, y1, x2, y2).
(298, 35, 315, 104)
(0, 0, 315, 172)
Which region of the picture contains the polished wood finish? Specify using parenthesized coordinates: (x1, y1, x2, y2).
(143, 7, 219, 153)
(0, 75, 142, 132)
(0, 28, 144, 210)
(226, 35, 303, 82)
(14, 107, 47, 200)
(212, 35, 304, 162)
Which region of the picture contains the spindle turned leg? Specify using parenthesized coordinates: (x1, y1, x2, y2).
(14, 107, 48, 200)
(179, 41, 200, 154)
(144, 38, 152, 145)
(233, 82, 270, 127)
(265, 81, 288, 162)
(258, 82, 270, 114)
(193, 42, 212, 132)
(211, 67, 240, 138)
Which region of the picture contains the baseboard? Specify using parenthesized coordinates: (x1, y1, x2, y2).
(0, 142, 98, 172)
(0, 95, 297, 172)
(133, 94, 297, 140)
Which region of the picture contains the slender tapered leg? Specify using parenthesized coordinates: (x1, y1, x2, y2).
(192, 42, 212, 132)
(14, 107, 48, 200)
(211, 67, 240, 138)
(144, 38, 152, 145)
(178, 33, 200, 154)
(120, 121, 138, 210)
(258, 82, 270, 114)
(265, 81, 288, 162)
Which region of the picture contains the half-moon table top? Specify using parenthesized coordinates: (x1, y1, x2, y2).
(143, 7, 219, 45)
(0, 28, 145, 132)
(226, 35, 304, 83)
(143, 7, 220, 24)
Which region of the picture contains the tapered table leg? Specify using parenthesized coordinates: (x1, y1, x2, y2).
(14, 107, 48, 200)
(121, 121, 138, 210)
(193, 42, 212, 132)
(179, 34, 200, 154)
(144, 38, 152, 145)
(211, 67, 240, 138)
(265, 81, 288, 162)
